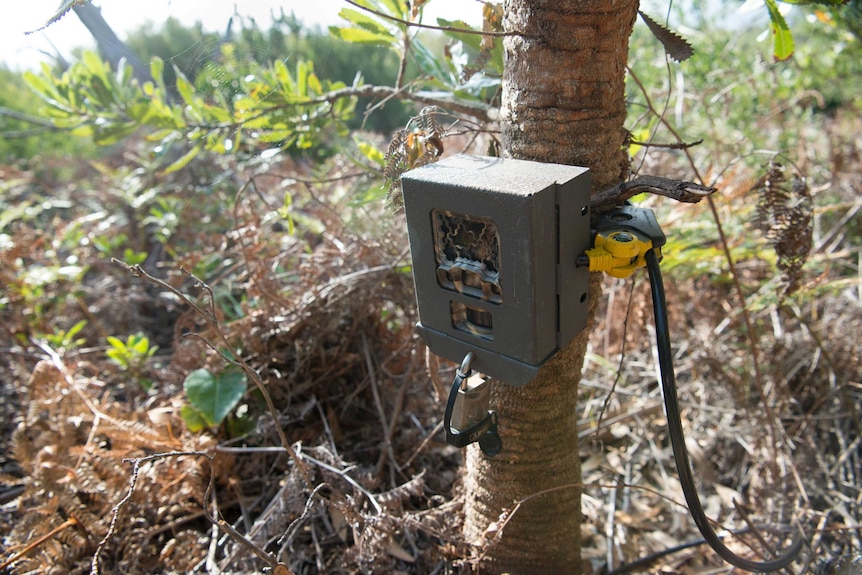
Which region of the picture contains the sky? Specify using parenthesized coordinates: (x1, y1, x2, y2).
(0, 0, 484, 69)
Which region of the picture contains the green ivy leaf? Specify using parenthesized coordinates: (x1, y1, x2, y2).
(183, 368, 247, 427)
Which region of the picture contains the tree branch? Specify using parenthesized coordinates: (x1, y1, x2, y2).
(592, 175, 717, 210)
(0, 106, 59, 128)
(319, 84, 494, 122)
(341, 0, 515, 37)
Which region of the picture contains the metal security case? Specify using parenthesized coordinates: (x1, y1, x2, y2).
(402, 154, 591, 386)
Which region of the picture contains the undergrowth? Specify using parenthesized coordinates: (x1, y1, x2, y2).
(1, 10, 861, 575)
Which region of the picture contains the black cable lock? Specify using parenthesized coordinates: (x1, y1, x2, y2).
(644, 248, 803, 571)
(584, 205, 803, 571)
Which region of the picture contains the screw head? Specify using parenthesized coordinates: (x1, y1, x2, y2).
(612, 232, 634, 243)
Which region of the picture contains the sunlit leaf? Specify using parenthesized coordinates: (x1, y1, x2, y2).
(161, 143, 202, 174)
(93, 122, 139, 146)
(765, 0, 795, 60)
(180, 405, 208, 432)
(174, 67, 197, 106)
(337, 8, 393, 36)
(356, 137, 385, 166)
(329, 26, 397, 47)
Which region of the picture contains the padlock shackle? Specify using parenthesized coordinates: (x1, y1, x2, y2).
(443, 353, 501, 455)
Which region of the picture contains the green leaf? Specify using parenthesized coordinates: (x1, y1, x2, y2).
(174, 67, 197, 106)
(356, 137, 385, 166)
(438, 18, 483, 52)
(764, 0, 795, 61)
(93, 122, 139, 146)
(65, 319, 88, 340)
(329, 26, 397, 47)
(183, 368, 247, 427)
(150, 58, 164, 86)
(130, 335, 151, 355)
(337, 8, 393, 36)
(180, 405, 208, 432)
(161, 144, 202, 174)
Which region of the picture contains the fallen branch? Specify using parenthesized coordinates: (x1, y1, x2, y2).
(592, 175, 717, 210)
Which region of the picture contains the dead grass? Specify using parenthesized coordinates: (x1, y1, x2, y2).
(1, 122, 860, 575)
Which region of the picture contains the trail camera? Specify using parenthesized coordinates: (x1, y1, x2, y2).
(402, 154, 591, 386)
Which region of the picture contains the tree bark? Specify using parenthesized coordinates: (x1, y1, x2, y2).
(73, 3, 151, 84)
(463, 2, 639, 573)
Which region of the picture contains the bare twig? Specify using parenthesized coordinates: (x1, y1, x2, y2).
(592, 175, 716, 210)
(629, 137, 703, 150)
(361, 333, 403, 481)
(112, 260, 312, 484)
(341, 0, 515, 37)
(216, 519, 280, 569)
(626, 66, 782, 450)
(320, 84, 493, 121)
(595, 278, 638, 434)
(91, 451, 214, 575)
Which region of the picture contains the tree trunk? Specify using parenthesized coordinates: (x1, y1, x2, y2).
(73, 3, 151, 84)
(463, 2, 639, 573)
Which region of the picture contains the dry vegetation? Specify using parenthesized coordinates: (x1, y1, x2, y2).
(1, 104, 861, 575)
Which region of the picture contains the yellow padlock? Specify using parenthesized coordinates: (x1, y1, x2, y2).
(584, 230, 657, 279)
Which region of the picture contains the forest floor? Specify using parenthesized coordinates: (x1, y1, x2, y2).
(1, 117, 861, 574)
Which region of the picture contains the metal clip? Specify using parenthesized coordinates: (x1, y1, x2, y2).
(443, 353, 502, 457)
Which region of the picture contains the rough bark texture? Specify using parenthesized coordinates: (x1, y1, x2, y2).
(463, 2, 639, 573)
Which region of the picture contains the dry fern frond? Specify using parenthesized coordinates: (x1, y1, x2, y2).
(384, 106, 446, 207)
(752, 160, 813, 297)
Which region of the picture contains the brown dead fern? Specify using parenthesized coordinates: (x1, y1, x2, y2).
(384, 106, 446, 206)
(751, 160, 813, 297)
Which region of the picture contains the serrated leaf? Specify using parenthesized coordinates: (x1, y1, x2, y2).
(638, 11, 694, 62)
(29, 0, 90, 33)
(764, 0, 795, 60)
(183, 368, 247, 427)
